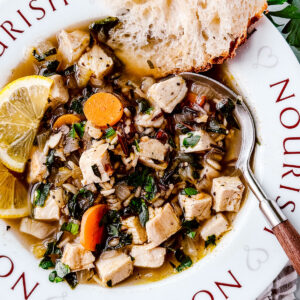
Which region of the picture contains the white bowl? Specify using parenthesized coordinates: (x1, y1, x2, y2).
(0, 1, 300, 299)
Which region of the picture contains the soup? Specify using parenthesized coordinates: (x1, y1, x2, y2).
(1, 18, 244, 288)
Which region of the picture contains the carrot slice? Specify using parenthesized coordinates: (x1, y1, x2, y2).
(53, 114, 81, 129)
(80, 204, 107, 251)
(83, 92, 123, 127)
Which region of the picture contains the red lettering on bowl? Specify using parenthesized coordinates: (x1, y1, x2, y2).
(270, 79, 295, 103)
(0, 255, 14, 277)
(11, 272, 39, 300)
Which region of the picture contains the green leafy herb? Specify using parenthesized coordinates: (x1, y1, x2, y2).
(89, 17, 119, 40)
(70, 122, 85, 139)
(101, 210, 133, 251)
(68, 189, 94, 220)
(206, 118, 227, 134)
(267, 0, 300, 51)
(61, 222, 80, 235)
(127, 166, 150, 188)
(145, 107, 154, 115)
(65, 272, 78, 289)
(70, 97, 84, 114)
(46, 149, 55, 168)
(182, 219, 199, 238)
(61, 65, 76, 76)
(92, 164, 101, 178)
(34, 183, 51, 207)
(182, 133, 200, 148)
(168, 137, 176, 149)
(134, 139, 140, 152)
(136, 98, 151, 114)
(205, 234, 216, 248)
(55, 261, 70, 278)
(144, 175, 157, 200)
(39, 257, 54, 269)
(187, 231, 196, 239)
(147, 60, 155, 69)
(174, 249, 193, 272)
(182, 187, 198, 196)
(42, 60, 60, 77)
(49, 271, 63, 283)
(44, 241, 62, 257)
(32, 48, 57, 62)
(105, 127, 116, 138)
(129, 198, 149, 227)
(216, 98, 239, 129)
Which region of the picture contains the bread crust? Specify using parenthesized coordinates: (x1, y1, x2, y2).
(156, 2, 268, 77)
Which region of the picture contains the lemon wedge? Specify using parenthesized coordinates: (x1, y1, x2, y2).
(0, 76, 53, 172)
(0, 162, 30, 218)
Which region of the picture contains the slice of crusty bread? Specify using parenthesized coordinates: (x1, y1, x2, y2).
(105, 0, 267, 78)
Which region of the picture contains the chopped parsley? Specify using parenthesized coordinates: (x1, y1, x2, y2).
(174, 249, 193, 272)
(134, 139, 140, 152)
(39, 256, 54, 269)
(129, 198, 149, 227)
(70, 122, 85, 139)
(70, 97, 84, 114)
(182, 133, 200, 148)
(144, 175, 157, 200)
(49, 271, 63, 283)
(42, 60, 60, 77)
(182, 219, 199, 239)
(145, 107, 154, 115)
(182, 187, 198, 196)
(45, 149, 55, 168)
(32, 48, 57, 62)
(206, 118, 227, 134)
(34, 183, 51, 207)
(136, 98, 152, 114)
(205, 234, 217, 248)
(105, 127, 116, 138)
(61, 222, 80, 235)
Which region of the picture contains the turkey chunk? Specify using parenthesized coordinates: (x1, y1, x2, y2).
(212, 176, 245, 212)
(79, 142, 113, 185)
(58, 30, 90, 66)
(147, 76, 187, 113)
(139, 138, 168, 161)
(200, 213, 229, 240)
(61, 243, 95, 271)
(43, 132, 62, 155)
(48, 188, 65, 208)
(180, 130, 216, 153)
(178, 192, 212, 221)
(122, 216, 147, 245)
(78, 45, 113, 80)
(134, 108, 164, 128)
(27, 149, 48, 184)
(48, 75, 69, 108)
(86, 121, 103, 139)
(20, 218, 56, 239)
(130, 245, 166, 268)
(95, 251, 133, 286)
(34, 190, 61, 221)
(146, 203, 181, 246)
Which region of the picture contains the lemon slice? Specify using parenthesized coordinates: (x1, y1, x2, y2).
(0, 162, 30, 218)
(0, 76, 53, 172)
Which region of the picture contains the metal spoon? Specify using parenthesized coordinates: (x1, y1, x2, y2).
(181, 72, 300, 274)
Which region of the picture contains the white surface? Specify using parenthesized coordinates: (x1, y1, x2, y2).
(0, 1, 299, 300)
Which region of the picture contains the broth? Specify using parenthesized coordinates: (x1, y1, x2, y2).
(2, 22, 245, 288)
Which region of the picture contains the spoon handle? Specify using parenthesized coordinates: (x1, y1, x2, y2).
(243, 167, 300, 274)
(273, 220, 300, 274)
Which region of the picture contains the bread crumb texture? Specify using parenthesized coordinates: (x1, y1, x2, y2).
(105, 0, 267, 78)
